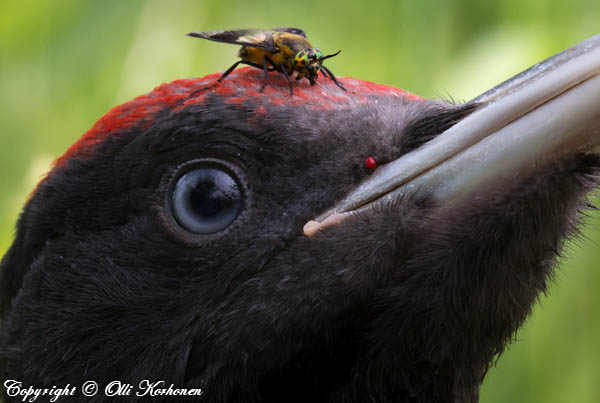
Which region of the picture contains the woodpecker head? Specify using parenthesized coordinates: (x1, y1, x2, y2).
(1, 35, 599, 402)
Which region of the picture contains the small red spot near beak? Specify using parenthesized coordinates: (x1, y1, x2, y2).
(364, 156, 377, 169)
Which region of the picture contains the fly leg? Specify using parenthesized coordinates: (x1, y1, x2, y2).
(278, 62, 294, 96)
(259, 55, 287, 93)
(218, 60, 268, 83)
(258, 55, 273, 92)
(320, 65, 346, 91)
(218, 60, 244, 82)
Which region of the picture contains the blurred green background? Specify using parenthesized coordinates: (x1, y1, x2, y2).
(1, 1, 599, 401)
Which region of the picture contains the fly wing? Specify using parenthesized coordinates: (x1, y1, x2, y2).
(187, 29, 278, 51)
(271, 27, 307, 37)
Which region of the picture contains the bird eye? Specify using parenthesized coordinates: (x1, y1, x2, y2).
(171, 165, 243, 234)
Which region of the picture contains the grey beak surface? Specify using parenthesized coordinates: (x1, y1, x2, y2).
(306, 34, 600, 235)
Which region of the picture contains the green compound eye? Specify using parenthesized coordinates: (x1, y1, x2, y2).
(315, 49, 323, 59)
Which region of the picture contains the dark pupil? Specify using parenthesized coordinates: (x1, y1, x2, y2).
(191, 180, 232, 217)
(172, 168, 242, 234)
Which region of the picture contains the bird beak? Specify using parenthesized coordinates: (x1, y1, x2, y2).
(305, 34, 600, 236)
